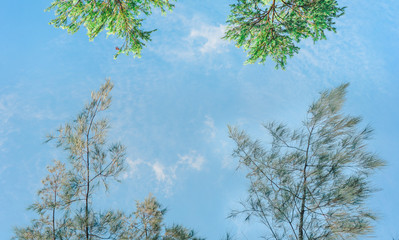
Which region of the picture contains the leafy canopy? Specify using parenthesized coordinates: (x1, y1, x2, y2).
(229, 84, 385, 239)
(46, 0, 346, 68)
(46, 0, 174, 58)
(223, 0, 345, 69)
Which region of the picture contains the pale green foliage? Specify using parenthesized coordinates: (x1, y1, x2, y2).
(13, 160, 74, 240)
(128, 194, 166, 239)
(13, 79, 127, 240)
(164, 225, 202, 240)
(13, 80, 202, 240)
(31, 161, 67, 213)
(46, 79, 126, 239)
(46, 0, 174, 58)
(224, 0, 345, 69)
(228, 84, 385, 239)
(123, 194, 204, 240)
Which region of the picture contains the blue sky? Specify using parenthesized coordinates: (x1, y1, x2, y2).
(1, 0, 398, 239)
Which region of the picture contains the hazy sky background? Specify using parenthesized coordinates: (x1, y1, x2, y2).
(1, 0, 398, 239)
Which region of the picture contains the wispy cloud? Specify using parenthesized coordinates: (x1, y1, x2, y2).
(287, 12, 393, 95)
(201, 115, 236, 169)
(147, 13, 230, 63)
(188, 24, 227, 54)
(122, 158, 144, 180)
(122, 151, 206, 195)
(151, 161, 171, 182)
(178, 150, 205, 171)
(203, 115, 216, 140)
(0, 94, 18, 151)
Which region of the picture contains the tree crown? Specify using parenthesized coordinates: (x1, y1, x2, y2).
(229, 83, 384, 239)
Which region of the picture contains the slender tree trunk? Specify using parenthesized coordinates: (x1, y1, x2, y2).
(85, 136, 90, 240)
(85, 105, 98, 240)
(53, 190, 56, 240)
(144, 213, 148, 240)
(299, 126, 313, 240)
(298, 167, 307, 240)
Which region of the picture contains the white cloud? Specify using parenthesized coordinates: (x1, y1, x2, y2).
(147, 14, 230, 63)
(0, 94, 18, 151)
(122, 158, 176, 195)
(188, 24, 227, 54)
(203, 115, 216, 139)
(286, 11, 392, 95)
(200, 115, 236, 170)
(220, 140, 236, 170)
(152, 162, 167, 182)
(178, 150, 205, 171)
(122, 158, 144, 180)
(122, 151, 206, 196)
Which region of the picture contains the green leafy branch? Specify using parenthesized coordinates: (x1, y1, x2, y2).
(223, 0, 346, 69)
(46, 0, 174, 58)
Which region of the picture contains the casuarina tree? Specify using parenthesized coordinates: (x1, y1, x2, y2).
(228, 83, 384, 239)
(13, 79, 203, 240)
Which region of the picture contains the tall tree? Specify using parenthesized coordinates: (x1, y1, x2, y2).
(14, 79, 203, 240)
(228, 83, 384, 239)
(46, 0, 174, 58)
(14, 79, 126, 240)
(223, 0, 345, 69)
(45, 79, 126, 240)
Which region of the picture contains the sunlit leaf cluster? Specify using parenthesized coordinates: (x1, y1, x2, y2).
(224, 0, 345, 69)
(46, 0, 174, 58)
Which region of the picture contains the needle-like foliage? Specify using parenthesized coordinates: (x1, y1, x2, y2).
(46, 0, 174, 58)
(228, 83, 385, 239)
(13, 80, 203, 240)
(224, 0, 345, 69)
(13, 79, 127, 240)
(123, 194, 204, 240)
(46, 79, 126, 239)
(13, 161, 74, 240)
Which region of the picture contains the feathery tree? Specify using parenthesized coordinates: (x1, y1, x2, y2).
(45, 79, 126, 240)
(228, 83, 384, 239)
(46, 0, 174, 58)
(14, 79, 126, 240)
(121, 194, 204, 240)
(127, 194, 166, 239)
(13, 161, 73, 240)
(223, 0, 345, 69)
(14, 79, 203, 240)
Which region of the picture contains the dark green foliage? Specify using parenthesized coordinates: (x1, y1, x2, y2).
(229, 84, 384, 239)
(46, 0, 174, 58)
(224, 0, 345, 69)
